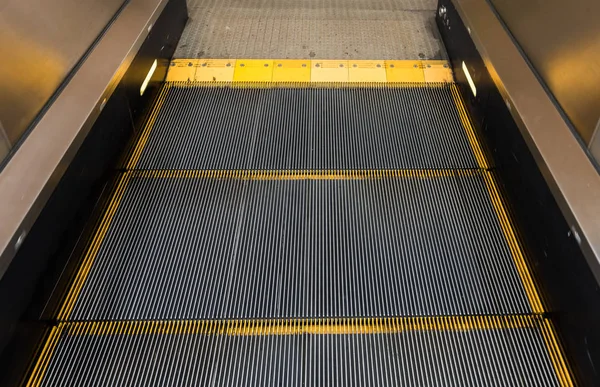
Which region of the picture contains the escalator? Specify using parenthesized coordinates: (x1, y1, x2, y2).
(4, 0, 599, 385)
(23, 78, 573, 385)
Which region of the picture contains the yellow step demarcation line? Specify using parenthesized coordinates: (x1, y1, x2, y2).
(450, 83, 489, 169)
(483, 171, 545, 314)
(25, 316, 573, 387)
(125, 83, 171, 170)
(540, 318, 576, 387)
(56, 173, 132, 321)
(45, 315, 545, 336)
(448, 84, 545, 315)
(133, 169, 482, 180)
(25, 327, 61, 387)
(166, 59, 453, 83)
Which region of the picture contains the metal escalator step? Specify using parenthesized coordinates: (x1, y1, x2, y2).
(127, 83, 481, 170)
(28, 316, 569, 386)
(60, 170, 533, 321)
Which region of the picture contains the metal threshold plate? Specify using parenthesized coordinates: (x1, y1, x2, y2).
(62, 171, 532, 321)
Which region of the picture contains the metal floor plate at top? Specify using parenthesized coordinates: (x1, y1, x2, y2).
(128, 84, 481, 170)
(33, 318, 562, 387)
(176, 0, 444, 60)
(63, 171, 532, 321)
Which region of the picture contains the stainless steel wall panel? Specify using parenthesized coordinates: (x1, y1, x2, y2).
(490, 0, 600, 145)
(0, 0, 126, 149)
(0, 0, 169, 279)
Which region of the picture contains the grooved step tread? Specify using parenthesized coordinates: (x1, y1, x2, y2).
(60, 171, 536, 321)
(23, 77, 574, 386)
(126, 83, 485, 170)
(28, 317, 571, 386)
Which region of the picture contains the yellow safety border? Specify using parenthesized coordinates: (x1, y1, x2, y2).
(166, 59, 454, 83)
(56, 173, 132, 321)
(24, 327, 61, 387)
(133, 169, 480, 180)
(125, 83, 171, 169)
(450, 84, 544, 314)
(450, 83, 489, 169)
(540, 319, 576, 387)
(51, 315, 542, 336)
(483, 171, 545, 314)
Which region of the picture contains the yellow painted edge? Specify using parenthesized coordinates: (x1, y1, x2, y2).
(233, 59, 274, 82)
(60, 315, 540, 336)
(482, 171, 544, 314)
(311, 60, 349, 82)
(131, 169, 481, 180)
(385, 60, 425, 83)
(540, 319, 576, 386)
(25, 326, 62, 387)
(450, 84, 545, 313)
(193, 59, 236, 82)
(56, 173, 132, 320)
(450, 84, 489, 169)
(423, 60, 454, 83)
(165, 59, 196, 82)
(348, 60, 387, 83)
(126, 83, 171, 169)
(272, 60, 311, 82)
(166, 59, 453, 83)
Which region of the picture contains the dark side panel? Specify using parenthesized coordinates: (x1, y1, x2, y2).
(0, 0, 187, 385)
(437, 0, 600, 384)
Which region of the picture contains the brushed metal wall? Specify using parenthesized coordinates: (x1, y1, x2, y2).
(490, 0, 600, 148)
(0, 0, 126, 162)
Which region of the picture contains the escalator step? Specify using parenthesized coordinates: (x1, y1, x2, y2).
(126, 83, 482, 170)
(60, 170, 535, 321)
(29, 317, 567, 387)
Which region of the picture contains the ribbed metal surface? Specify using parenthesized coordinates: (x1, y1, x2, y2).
(175, 0, 443, 60)
(130, 84, 479, 170)
(67, 171, 531, 320)
(34, 318, 562, 386)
